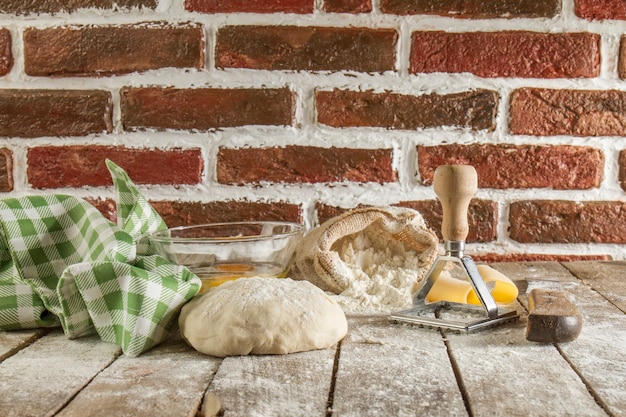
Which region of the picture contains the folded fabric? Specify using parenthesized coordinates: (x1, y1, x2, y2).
(426, 264, 519, 305)
(0, 160, 200, 356)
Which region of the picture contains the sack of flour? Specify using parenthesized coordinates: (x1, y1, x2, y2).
(290, 206, 439, 312)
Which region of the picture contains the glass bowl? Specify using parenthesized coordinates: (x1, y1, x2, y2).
(148, 221, 304, 293)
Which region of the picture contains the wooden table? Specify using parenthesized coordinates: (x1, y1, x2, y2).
(1, 261, 625, 417)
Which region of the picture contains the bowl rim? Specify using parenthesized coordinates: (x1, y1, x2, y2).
(148, 221, 305, 244)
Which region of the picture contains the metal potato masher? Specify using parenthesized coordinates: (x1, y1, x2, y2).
(390, 165, 519, 333)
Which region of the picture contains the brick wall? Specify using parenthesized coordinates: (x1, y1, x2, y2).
(1, 0, 625, 261)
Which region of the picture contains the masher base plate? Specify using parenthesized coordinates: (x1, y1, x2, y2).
(390, 302, 520, 334)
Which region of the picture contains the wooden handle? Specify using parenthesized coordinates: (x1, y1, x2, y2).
(526, 289, 582, 343)
(433, 165, 477, 242)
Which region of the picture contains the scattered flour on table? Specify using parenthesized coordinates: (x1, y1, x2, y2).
(328, 227, 425, 314)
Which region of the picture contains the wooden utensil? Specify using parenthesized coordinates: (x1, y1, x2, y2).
(526, 289, 583, 343)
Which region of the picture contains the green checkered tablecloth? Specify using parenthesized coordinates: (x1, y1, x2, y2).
(0, 160, 200, 356)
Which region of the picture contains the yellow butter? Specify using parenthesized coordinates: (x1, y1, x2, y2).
(426, 264, 518, 305)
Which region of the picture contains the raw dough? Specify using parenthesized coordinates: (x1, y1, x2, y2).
(178, 277, 348, 357)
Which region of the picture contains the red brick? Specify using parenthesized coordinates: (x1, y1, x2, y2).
(474, 253, 611, 263)
(0, 0, 155, 14)
(396, 199, 497, 243)
(185, 0, 313, 13)
(316, 89, 497, 131)
(509, 201, 626, 243)
(617, 37, 626, 80)
(618, 150, 626, 191)
(324, 0, 372, 13)
(151, 201, 303, 227)
(217, 146, 396, 184)
(0, 29, 12, 76)
(576, 0, 626, 21)
(121, 87, 295, 131)
(216, 26, 397, 72)
(24, 23, 204, 77)
(381, 0, 560, 18)
(86, 198, 117, 223)
(0, 90, 113, 138)
(0, 148, 13, 192)
(27, 146, 203, 188)
(316, 204, 349, 225)
(418, 144, 603, 190)
(510, 88, 626, 136)
(410, 31, 600, 78)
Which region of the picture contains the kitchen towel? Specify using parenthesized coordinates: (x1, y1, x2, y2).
(0, 160, 200, 356)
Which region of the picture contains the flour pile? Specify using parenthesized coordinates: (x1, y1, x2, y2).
(330, 227, 425, 314)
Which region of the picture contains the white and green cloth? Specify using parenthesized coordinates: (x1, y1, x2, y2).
(0, 160, 200, 356)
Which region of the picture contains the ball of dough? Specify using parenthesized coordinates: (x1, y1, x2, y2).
(179, 277, 348, 357)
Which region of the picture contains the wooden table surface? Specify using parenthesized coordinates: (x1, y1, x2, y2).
(1, 261, 625, 417)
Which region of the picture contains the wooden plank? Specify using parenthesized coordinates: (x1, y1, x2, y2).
(332, 315, 467, 417)
(562, 261, 626, 313)
(493, 261, 578, 298)
(0, 261, 622, 417)
(0, 330, 121, 417)
(491, 262, 626, 416)
(548, 262, 626, 417)
(208, 345, 336, 417)
(57, 334, 221, 417)
(445, 318, 606, 416)
(443, 262, 607, 417)
(0, 329, 47, 361)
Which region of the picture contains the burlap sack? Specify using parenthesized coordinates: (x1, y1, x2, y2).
(290, 206, 440, 294)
